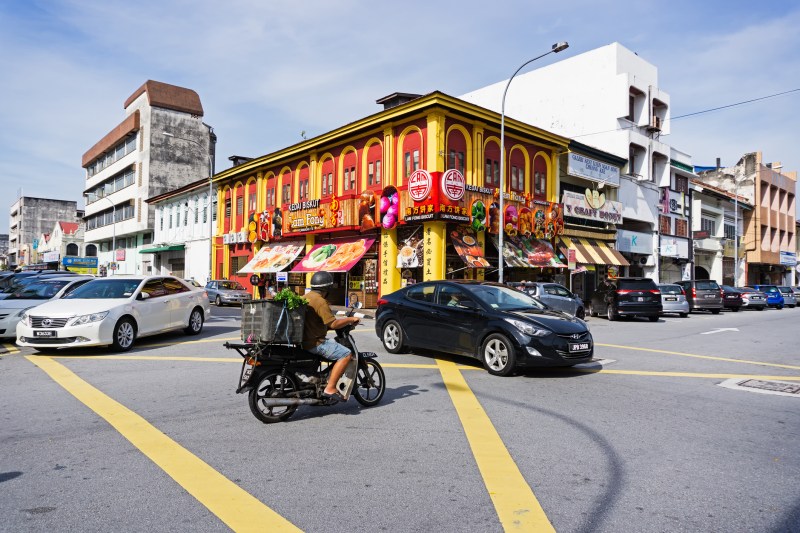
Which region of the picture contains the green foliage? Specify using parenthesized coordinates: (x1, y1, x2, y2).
(273, 288, 308, 310)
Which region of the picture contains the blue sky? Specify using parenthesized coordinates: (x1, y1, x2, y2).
(1, 0, 798, 234)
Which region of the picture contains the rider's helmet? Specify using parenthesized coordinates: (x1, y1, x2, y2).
(310, 271, 334, 291)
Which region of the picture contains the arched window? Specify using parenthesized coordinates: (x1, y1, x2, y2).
(509, 148, 525, 192)
(66, 243, 79, 256)
(85, 244, 97, 257)
(320, 158, 335, 198)
(366, 143, 382, 187)
(532, 155, 547, 198)
(342, 151, 358, 193)
(297, 165, 310, 200)
(280, 171, 292, 205)
(484, 140, 501, 188)
(402, 132, 422, 179)
(447, 130, 467, 175)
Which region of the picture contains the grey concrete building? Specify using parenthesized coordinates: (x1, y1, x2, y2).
(8, 196, 82, 269)
(82, 80, 215, 276)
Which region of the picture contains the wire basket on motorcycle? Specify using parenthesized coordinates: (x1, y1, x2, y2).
(241, 299, 305, 344)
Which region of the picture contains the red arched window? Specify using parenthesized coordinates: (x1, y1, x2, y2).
(234, 184, 245, 229)
(509, 149, 526, 192)
(342, 151, 358, 194)
(223, 188, 232, 233)
(247, 182, 257, 218)
(297, 165, 309, 201)
(366, 143, 382, 188)
(280, 171, 292, 205)
(402, 132, 422, 179)
(484, 140, 501, 188)
(532, 155, 547, 199)
(447, 129, 467, 175)
(264, 175, 276, 208)
(320, 158, 335, 198)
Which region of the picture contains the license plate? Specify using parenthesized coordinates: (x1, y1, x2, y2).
(637, 297, 644, 302)
(240, 358, 255, 388)
(704, 294, 715, 298)
(34, 330, 56, 337)
(725, 295, 736, 299)
(751, 296, 762, 300)
(569, 342, 590, 352)
(666, 297, 677, 301)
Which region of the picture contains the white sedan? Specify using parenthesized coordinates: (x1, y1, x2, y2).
(16, 275, 211, 352)
(0, 276, 93, 338)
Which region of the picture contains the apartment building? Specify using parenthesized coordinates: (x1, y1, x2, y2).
(81, 80, 215, 276)
(8, 196, 82, 269)
(462, 42, 673, 281)
(696, 152, 796, 285)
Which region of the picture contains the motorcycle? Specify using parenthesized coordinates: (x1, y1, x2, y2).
(226, 302, 386, 423)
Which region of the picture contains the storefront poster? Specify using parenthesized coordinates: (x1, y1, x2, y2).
(397, 225, 424, 268)
(450, 227, 491, 268)
(358, 190, 379, 231)
(379, 186, 400, 229)
(292, 237, 375, 273)
(237, 242, 305, 273)
(492, 235, 566, 269)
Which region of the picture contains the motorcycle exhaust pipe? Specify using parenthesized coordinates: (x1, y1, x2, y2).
(260, 398, 321, 406)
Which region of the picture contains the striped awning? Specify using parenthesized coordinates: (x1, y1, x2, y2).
(558, 236, 629, 266)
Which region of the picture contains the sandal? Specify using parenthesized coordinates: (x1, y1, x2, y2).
(321, 391, 342, 405)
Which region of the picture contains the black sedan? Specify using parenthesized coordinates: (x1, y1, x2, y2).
(375, 280, 593, 376)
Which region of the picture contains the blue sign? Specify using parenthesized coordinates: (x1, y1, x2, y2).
(63, 256, 99, 268)
(780, 251, 796, 267)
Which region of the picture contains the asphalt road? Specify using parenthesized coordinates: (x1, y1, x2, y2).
(1, 304, 798, 532)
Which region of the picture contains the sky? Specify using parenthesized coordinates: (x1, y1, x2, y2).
(1, 0, 799, 234)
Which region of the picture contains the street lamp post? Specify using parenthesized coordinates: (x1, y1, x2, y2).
(498, 42, 569, 284)
(162, 131, 215, 281)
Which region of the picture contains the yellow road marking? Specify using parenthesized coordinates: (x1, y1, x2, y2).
(597, 343, 800, 371)
(27, 356, 301, 533)
(437, 359, 555, 532)
(585, 369, 800, 380)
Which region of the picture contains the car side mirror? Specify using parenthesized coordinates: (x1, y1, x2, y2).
(137, 292, 150, 301)
(458, 300, 479, 311)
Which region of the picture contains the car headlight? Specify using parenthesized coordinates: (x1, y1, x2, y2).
(68, 311, 109, 326)
(504, 318, 551, 337)
(20, 312, 31, 326)
(16, 307, 34, 318)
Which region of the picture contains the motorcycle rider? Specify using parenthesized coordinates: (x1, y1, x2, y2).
(302, 271, 360, 404)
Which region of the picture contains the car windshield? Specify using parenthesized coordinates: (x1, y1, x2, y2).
(64, 279, 142, 299)
(761, 286, 778, 293)
(8, 279, 72, 300)
(469, 284, 547, 311)
(618, 280, 657, 290)
(695, 281, 719, 290)
(659, 285, 682, 295)
(219, 281, 245, 290)
(778, 287, 792, 294)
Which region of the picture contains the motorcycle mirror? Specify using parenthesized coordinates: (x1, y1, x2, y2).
(351, 301, 363, 309)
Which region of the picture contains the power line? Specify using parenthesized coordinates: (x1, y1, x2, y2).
(569, 88, 800, 139)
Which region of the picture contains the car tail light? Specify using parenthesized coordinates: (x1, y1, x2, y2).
(649, 289, 661, 295)
(692, 287, 697, 298)
(376, 298, 389, 306)
(680, 288, 686, 295)
(719, 289, 724, 297)
(616, 289, 632, 294)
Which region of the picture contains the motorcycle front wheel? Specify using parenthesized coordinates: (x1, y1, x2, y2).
(248, 371, 299, 423)
(353, 360, 386, 407)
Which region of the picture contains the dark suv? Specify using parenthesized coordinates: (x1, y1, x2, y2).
(589, 277, 662, 322)
(675, 279, 723, 313)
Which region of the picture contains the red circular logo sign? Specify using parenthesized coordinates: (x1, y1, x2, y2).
(408, 170, 432, 202)
(441, 169, 465, 201)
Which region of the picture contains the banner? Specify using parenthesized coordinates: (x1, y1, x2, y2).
(291, 237, 375, 273)
(237, 242, 305, 273)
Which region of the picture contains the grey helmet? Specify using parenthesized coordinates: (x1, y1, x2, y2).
(310, 271, 334, 290)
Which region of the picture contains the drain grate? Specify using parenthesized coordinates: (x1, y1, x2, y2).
(737, 379, 800, 395)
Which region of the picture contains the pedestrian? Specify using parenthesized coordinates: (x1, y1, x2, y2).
(257, 273, 268, 299)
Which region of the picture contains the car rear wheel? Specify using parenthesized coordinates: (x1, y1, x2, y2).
(711, 309, 720, 315)
(381, 320, 405, 354)
(588, 303, 597, 317)
(731, 307, 740, 312)
(481, 333, 516, 376)
(184, 307, 204, 335)
(112, 318, 136, 352)
(215, 295, 223, 306)
(576, 307, 585, 320)
(757, 306, 765, 311)
(648, 315, 659, 322)
(607, 305, 616, 321)
(679, 313, 688, 318)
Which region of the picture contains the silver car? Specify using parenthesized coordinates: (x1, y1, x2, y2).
(520, 282, 585, 319)
(777, 286, 797, 308)
(658, 284, 689, 317)
(204, 280, 252, 306)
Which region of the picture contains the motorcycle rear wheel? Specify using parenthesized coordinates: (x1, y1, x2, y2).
(248, 371, 299, 423)
(353, 360, 386, 407)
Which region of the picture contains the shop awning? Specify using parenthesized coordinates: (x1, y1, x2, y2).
(290, 237, 375, 273)
(139, 244, 185, 253)
(491, 235, 566, 268)
(558, 236, 629, 266)
(237, 242, 305, 274)
(450, 227, 492, 268)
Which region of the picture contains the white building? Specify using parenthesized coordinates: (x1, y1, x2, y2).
(81, 80, 215, 277)
(145, 178, 214, 283)
(35, 221, 96, 273)
(462, 42, 672, 281)
(8, 197, 82, 269)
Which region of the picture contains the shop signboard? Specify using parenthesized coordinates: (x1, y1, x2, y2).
(115, 249, 126, 261)
(567, 153, 620, 187)
(404, 169, 470, 224)
(223, 230, 248, 244)
(63, 256, 99, 274)
(616, 229, 653, 254)
(42, 251, 61, 263)
(291, 237, 375, 273)
(561, 190, 623, 224)
(780, 251, 796, 266)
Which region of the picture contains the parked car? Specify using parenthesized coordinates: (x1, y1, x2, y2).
(720, 285, 744, 312)
(0, 276, 93, 338)
(657, 284, 689, 317)
(375, 280, 593, 376)
(588, 277, 662, 322)
(518, 282, 585, 319)
(777, 286, 796, 308)
(746, 284, 784, 309)
(16, 275, 210, 352)
(674, 279, 723, 314)
(204, 279, 252, 306)
(737, 287, 768, 310)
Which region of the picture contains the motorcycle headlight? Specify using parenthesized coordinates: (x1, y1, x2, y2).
(505, 318, 551, 337)
(69, 311, 109, 326)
